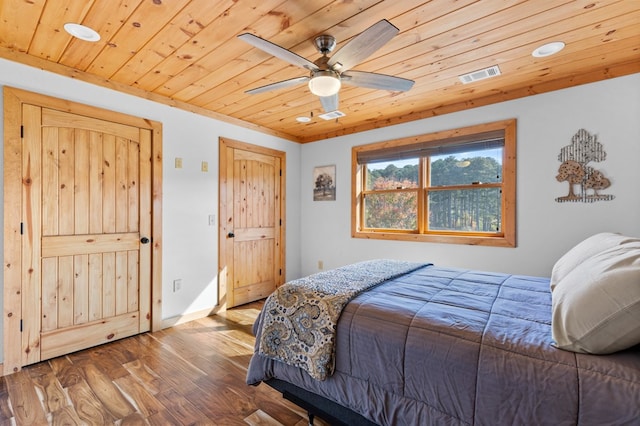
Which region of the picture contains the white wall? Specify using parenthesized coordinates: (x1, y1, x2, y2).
(300, 73, 640, 277)
(0, 59, 303, 362)
(1, 57, 638, 364)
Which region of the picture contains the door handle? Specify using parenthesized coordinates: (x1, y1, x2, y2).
(140, 237, 150, 244)
(228, 232, 235, 238)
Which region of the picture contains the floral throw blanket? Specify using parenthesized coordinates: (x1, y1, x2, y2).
(257, 259, 429, 380)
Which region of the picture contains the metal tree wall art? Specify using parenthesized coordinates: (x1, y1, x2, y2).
(555, 129, 614, 203)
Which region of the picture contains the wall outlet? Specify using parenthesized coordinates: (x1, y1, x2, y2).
(318, 260, 324, 270)
(173, 279, 182, 292)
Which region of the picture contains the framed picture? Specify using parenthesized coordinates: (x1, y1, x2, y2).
(313, 165, 336, 201)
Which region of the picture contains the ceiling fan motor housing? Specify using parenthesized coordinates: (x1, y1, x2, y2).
(314, 35, 336, 55)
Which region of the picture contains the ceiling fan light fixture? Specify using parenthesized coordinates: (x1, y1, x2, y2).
(308, 71, 341, 97)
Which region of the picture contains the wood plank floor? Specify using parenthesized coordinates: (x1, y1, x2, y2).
(0, 302, 330, 425)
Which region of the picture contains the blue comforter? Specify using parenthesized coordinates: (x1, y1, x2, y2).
(247, 265, 640, 425)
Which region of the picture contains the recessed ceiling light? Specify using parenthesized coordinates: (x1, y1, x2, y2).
(64, 23, 101, 42)
(296, 116, 311, 123)
(532, 41, 565, 58)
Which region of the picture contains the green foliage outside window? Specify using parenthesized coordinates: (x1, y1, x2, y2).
(428, 188, 501, 232)
(364, 153, 502, 232)
(365, 162, 419, 230)
(430, 155, 501, 186)
(366, 163, 419, 189)
(353, 119, 516, 247)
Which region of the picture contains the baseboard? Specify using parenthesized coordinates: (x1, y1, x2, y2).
(0, 310, 221, 377)
(161, 305, 222, 329)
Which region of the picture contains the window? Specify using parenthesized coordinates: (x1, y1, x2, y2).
(352, 119, 516, 247)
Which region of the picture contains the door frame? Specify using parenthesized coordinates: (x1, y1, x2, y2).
(218, 137, 286, 310)
(2, 87, 163, 375)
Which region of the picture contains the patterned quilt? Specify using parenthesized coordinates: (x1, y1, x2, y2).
(257, 259, 428, 380)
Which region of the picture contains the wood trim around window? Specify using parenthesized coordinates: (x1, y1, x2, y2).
(351, 119, 516, 247)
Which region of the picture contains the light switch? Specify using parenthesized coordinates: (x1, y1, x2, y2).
(175, 157, 183, 168)
(201, 161, 209, 172)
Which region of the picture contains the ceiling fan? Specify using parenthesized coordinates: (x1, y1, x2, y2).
(238, 19, 414, 113)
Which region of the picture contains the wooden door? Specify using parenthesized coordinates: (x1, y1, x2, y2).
(219, 138, 285, 308)
(21, 105, 152, 365)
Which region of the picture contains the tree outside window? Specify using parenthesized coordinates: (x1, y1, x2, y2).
(352, 119, 516, 247)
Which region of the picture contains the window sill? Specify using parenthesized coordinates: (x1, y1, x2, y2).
(352, 230, 516, 247)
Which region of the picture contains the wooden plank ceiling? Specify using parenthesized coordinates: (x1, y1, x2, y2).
(0, 0, 639, 143)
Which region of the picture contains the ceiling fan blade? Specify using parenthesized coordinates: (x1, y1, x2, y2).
(342, 70, 414, 92)
(246, 76, 310, 94)
(238, 33, 319, 71)
(327, 20, 399, 72)
(319, 93, 339, 113)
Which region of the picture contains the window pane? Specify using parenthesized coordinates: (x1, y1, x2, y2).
(366, 158, 419, 190)
(364, 192, 417, 230)
(430, 147, 502, 186)
(428, 188, 501, 232)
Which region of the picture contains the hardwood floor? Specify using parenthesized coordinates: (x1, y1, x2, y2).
(0, 302, 330, 425)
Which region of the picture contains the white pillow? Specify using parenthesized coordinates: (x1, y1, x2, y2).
(551, 240, 640, 354)
(550, 232, 640, 291)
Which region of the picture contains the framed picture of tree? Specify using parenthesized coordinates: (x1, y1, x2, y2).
(313, 165, 336, 201)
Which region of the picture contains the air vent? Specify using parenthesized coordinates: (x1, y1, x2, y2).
(319, 110, 346, 120)
(459, 65, 501, 84)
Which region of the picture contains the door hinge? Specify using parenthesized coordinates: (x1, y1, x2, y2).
(279, 169, 282, 177)
(20, 125, 24, 138)
(279, 219, 282, 226)
(20, 222, 24, 235)
(20, 319, 23, 332)
(279, 269, 282, 276)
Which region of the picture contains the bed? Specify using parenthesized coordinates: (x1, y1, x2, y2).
(246, 234, 640, 425)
